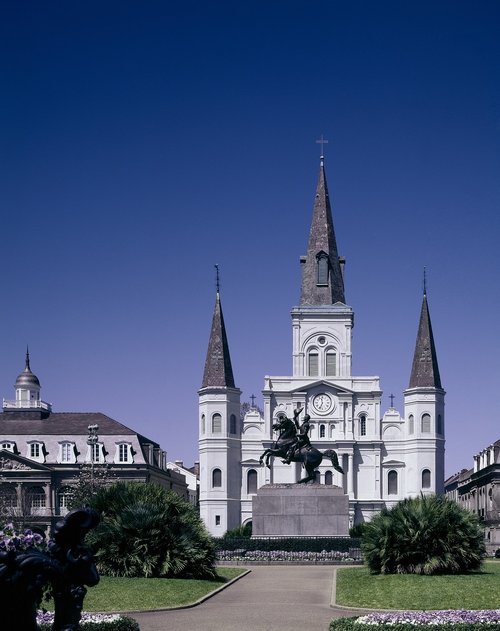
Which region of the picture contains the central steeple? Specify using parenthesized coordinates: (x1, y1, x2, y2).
(300, 156, 345, 305)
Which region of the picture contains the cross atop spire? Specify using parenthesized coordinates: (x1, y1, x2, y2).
(215, 264, 220, 293)
(316, 135, 329, 162)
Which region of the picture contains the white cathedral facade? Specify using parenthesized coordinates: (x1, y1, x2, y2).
(199, 157, 445, 536)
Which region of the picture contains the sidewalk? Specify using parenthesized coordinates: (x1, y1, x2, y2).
(128, 566, 367, 631)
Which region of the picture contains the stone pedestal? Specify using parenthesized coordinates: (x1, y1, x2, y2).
(252, 483, 349, 537)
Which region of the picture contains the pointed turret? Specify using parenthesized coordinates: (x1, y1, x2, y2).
(201, 290, 235, 388)
(300, 157, 345, 305)
(409, 289, 442, 388)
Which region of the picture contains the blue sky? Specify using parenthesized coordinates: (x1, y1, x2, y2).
(1, 1, 499, 477)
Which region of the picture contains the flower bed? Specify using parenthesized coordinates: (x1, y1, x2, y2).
(0, 523, 45, 552)
(37, 611, 140, 631)
(330, 611, 500, 631)
(217, 549, 358, 564)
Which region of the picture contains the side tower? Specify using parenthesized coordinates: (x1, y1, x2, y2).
(198, 280, 241, 536)
(403, 287, 445, 495)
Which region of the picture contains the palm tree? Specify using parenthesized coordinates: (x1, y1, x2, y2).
(87, 482, 216, 579)
(362, 494, 485, 574)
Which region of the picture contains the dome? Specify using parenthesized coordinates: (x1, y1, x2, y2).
(15, 349, 40, 388)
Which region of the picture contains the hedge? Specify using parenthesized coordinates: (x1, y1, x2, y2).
(330, 616, 500, 631)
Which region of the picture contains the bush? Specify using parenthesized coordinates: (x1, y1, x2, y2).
(86, 482, 216, 579)
(362, 494, 485, 575)
(330, 611, 500, 630)
(349, 522, 368, 538)
(222, 523, 252, 538)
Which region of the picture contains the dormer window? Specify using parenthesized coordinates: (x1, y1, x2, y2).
(27, 441, 45, 463)
(316, 251, 329, 286)
(58, 441, 77, 464)
(86, 442, 105, 463)
(1, 441, 15, 453)
(114, 442, 133, 464)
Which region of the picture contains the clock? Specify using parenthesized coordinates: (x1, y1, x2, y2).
(312, 393, 333, 414)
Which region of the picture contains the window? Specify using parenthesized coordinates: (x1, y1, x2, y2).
(316, 252, 329, 285)
(215, 515, 221, 526)
(421, 413, 431, 433)
(201, 414, 205, 434)
(247, 469, 257, 494)
(324, 471, 333, 485)
(230, 414, 237, 434)
(1, 442, 15, 452)
(320, 424, 326, 438)
(308, 352, 319, 376)
(114, 443, 133, 464)
(28, 442, 44, 462)
(212, 413, 222, 433)
(28, 486, 46, 509)
(408, 414, 414, 434)
(59, 441, 77, 464)
(422, 469, 431, 489)
(388, 470, 398, 495)
(326, 352, 336, 376)
(91, 443, 102, 463)
(360, 415, 366, 436)
(212, 468, 222, 488)
(58, 486, 72, 510)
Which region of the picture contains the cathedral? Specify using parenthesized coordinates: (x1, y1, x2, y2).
(199, 156, 445, 536)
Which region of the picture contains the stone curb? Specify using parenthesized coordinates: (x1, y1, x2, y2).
(117, 568, 252, 615)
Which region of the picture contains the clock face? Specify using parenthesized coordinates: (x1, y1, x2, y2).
(312, 393, 333, 414)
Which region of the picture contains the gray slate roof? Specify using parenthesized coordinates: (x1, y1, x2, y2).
(409, 292, 442, 388)
(201, 291, 235, 388)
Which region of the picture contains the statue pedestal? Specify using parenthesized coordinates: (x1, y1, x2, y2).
(252, 483, 349, 537)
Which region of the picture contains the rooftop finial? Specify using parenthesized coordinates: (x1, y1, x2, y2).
(215, 264, 220, 293)
(423, 267, 427, 296)
(316, 134, 329, 164)
(25, 345, 30, 370)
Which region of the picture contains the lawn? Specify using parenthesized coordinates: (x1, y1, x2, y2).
(43, 568, 247, 612)
(336, 560, 500, 610)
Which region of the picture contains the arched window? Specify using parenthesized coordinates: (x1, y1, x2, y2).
(201, 414, 205, 434)
(359, 415, 366, 437)
(212, 413, 222, 433)
(320, 424, 326, 438)
(308, 351, 319, 376)
(422, 469, 431, 489)
(324, 471, 333, 485)
(212, 468, 222, 488)
(247, 469, 257, 494)
(316, 251, 329, 285)
(408, 414, 414, 434)
(437, 414, 443, 434)
(230, 414, 237, 435)
(421, 413, 431, 433)
(58, 486, 73, 511)
(388, 470, 398, 495)
(326, 352, 336, 376)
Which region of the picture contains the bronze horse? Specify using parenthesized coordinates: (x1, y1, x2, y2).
(259, 415, 344, 484)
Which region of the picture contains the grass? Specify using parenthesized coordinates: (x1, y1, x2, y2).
(43, 568, 247, 612)
(336, 560, 500, 610)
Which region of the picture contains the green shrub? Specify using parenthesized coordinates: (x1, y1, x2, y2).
(39, 614, 139, 631)
(349, 522, 368, 538)
(222, 523, 252, 538)
(361, 494, 485, 575)
(86, 482, 216, 579)
(330, 620, 500, 631)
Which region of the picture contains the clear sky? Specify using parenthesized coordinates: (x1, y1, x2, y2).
(1, 1, 499, 478)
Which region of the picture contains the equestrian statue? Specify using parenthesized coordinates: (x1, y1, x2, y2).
(259, 407, 344, 484)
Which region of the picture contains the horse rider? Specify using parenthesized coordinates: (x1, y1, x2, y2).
(285, 413, 312, 464)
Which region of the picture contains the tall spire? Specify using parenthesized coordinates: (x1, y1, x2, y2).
(201, 272, 235, 389)
(409, 288, 442, 388)
(300, 156, 345, 305)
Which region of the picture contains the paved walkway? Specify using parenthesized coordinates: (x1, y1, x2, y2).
(128, 566, 368, 631)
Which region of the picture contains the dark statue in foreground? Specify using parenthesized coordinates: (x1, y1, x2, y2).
(0, 507, 100, 631)
(259, 408, 344, 483)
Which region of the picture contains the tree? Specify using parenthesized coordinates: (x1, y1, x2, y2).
(362, 494, 485, 575)
(86, 481, 216, 579)
(67, 463, 115, 510)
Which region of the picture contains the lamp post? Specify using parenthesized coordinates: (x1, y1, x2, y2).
(86, 424, 99, 487)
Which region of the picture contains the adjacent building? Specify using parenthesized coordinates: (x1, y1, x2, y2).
(0, 350, 188, 531)
(445, 441, 500, 555)
(199, 156, 445, 536)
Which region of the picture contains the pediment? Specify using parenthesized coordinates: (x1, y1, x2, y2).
(241, 458, 261, 465)
(382, 459, 405, 467)
(289, 380, 354, 395)
(0, 450, 51, 472)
